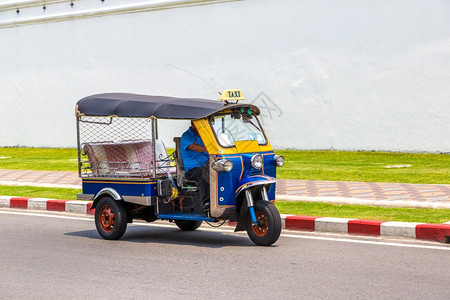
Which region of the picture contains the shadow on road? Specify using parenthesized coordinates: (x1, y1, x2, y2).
(65, 224, 262, 248)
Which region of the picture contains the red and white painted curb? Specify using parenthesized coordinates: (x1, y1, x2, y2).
(0, 196, 94, 215)
(1, 195, 449, 243)
(282, 215, 450, 243)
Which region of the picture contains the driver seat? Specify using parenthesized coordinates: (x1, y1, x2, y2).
(173, 137, 198, 191)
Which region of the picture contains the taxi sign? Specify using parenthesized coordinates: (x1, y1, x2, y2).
(219, 89, 245, 101)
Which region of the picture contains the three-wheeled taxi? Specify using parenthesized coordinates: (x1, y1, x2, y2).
(75, 90, 285, 246)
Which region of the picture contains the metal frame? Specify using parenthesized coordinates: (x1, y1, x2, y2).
(76, 117, 81, 177)
(151, 118, 157, 179)
(76, 116, 175, 180)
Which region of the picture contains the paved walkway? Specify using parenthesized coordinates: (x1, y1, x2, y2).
(0, 169, 449, 209)
(277, 180, 450, 209)
(0, 169, 81, 189)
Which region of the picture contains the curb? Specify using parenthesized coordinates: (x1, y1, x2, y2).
(0, 196, 94, 215)
(283, 215, 450, 243)
(1, 196, 449, 244)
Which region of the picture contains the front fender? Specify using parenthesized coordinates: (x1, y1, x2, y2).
(235, 175, 276, 197)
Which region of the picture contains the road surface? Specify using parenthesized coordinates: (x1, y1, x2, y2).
(1, 209, 449, 299)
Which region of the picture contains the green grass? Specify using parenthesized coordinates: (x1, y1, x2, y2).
(275, 201, 450, 224)
(277, 150, 450, 184)
(0, 185, 81, 200)
(0, 147, 448, 184)
(0, 148, 77, 171)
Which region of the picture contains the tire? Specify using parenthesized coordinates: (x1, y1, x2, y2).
(95, 196, 128, 240)
(245, 201, 281, 246)
(175, 220, 202, 231)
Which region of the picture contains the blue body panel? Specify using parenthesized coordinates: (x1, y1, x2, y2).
(82, 178, 158, 197)
(215, 151, 277, 207)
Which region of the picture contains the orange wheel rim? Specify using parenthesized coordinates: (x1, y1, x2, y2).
(99, 205, 115, 233)
(251, 211, 268, 237)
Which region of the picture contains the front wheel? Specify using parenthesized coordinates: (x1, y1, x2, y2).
(245, 201, 281, 246)
(175, 220, 202, 231)
(95, 196, 128, 240)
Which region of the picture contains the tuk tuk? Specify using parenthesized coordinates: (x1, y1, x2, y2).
(75, 90, 284, 246)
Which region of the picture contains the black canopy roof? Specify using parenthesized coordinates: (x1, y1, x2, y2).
(76, 93, 260, 119)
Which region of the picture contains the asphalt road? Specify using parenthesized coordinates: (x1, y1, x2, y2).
(1, 209, 449, 299)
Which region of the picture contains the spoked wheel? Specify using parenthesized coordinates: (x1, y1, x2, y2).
(95, 196, 127, 240)
(175, 220, 202, 231)
(245, 201, 281, 246)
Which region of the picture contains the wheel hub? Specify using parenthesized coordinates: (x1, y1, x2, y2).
(99, 205, 115, 233)
(251, 211, 268, 237)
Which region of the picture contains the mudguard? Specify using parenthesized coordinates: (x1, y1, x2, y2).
(235, 175, 276, 197)
(91, 187, 122, 209)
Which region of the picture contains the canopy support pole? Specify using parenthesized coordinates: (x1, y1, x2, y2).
(151, 118, 157, 177)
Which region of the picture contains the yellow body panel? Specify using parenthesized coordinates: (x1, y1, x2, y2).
(234, 140, 260, 153)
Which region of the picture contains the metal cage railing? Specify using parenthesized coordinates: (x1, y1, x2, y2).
(76, 116, 176, 178)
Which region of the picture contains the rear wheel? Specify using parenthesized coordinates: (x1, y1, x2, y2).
(175, 220, 202, 231)
(95, 196, 127, 240)
(245, 201, 281, 246)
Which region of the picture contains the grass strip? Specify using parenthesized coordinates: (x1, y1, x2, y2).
(0, 185, 448, 224)
(276, 150, 450, 184)
(275, 201, 450, 224)
(0, 148, 77, 172)
(0, 185, 81, 200)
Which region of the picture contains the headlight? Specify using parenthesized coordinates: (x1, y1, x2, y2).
(274, 155, 285, 167)
(250, 154, 263, 169)
(212, 159, 233, 172)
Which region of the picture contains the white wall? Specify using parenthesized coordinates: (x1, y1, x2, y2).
(0, 0, 449, 152)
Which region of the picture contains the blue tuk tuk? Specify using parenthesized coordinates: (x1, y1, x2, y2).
(75, 90, 284, 245)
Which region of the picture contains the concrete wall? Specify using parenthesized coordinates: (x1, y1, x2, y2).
(0, 0, 449, 152)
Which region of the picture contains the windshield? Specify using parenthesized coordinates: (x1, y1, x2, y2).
(209, 113, 267, 147)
